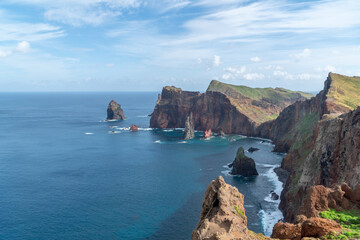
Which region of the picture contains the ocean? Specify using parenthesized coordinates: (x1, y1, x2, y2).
(0, 92, 283, 239)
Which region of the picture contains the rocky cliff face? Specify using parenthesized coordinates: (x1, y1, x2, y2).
(280, 107, 360, 221)
(107, 100, 126, 120)
(192, 176, 269, 240)
(150, 81, 312, 135)
(258, 73, 360, 222)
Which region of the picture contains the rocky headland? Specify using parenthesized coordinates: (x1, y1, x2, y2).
(189, 73, 360, 239)
(107, 100, 126, 120)
(150, 81, 312, 135)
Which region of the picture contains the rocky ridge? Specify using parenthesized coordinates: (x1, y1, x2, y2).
(150, 81, 312, 135)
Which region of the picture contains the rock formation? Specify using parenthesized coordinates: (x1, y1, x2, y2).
(130, 124, 138, 131)
(107, 100, 126, 120)
(229, 147, 258, 177)
(192, 176, 269, 240)
(248, 147, 259, 153)
(272, 216, 342, 239)
(203, 129, 212, 139)
(150, 81, 312, 135)
(184, 112, 195, 140)
(255, 73, 360, 222)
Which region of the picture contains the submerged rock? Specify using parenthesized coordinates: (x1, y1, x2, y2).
(107, 100, 126, 120)
(230, 147, 258, 177)
(184, 112, 195, 140)
(248, 147, 259, 153)
(130, 124, 138, 131)
(270, 191, 279, 200)
(192, 176, 269, 240)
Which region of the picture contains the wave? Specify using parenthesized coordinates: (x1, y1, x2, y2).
(178, 141, 187, 144)
(113, 127, 153, 131)
(258, 208, 283, 236)
(85, 132, 94, 135)
(154, 140, 161, 143)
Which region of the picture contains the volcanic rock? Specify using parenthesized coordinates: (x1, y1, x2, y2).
(230, 147, 258, 177)
(107, 100, 126, 120)
(192, 176, 269, 240)
(248, 147, 259, 153)
(184, 112, 195, 140)
(130, 124, 138, 131)
(204, 129, 212, 139)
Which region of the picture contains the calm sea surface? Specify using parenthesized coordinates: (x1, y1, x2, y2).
(0, 92, 283, 239)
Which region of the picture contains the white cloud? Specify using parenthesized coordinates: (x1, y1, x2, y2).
(250, 56, 261, 62)
(294, 48, 311, 59)
(324, 65, 336, 72)
(10, 0, 143, 26)
(107, 63, 115, 67)
(16, 41, 30, 53)
(213, 55, 221, 67)
(243, 73, 264, 80)
(0, 50, 12, 58)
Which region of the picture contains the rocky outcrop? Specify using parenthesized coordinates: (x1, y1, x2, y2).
(107, 100, 126, 120)
(184, 113, 195, 140)
(150, 86, 201, 128)
(203, 129, 212, 139)
(150, 81, 312, 135)
(192, 176, 269, 240)
(248, 147, 259, 153)
(272, 216, 342, 239)
(229, 147, 258, 177)
(130, 124, 138, 131)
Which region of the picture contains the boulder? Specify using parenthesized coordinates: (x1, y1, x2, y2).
(107, 100, 126, 120)
(270, 191, 279, 200)
(248, 147, 259, 153)
(130, 124, 138, 131)
(184, 112, 195, 140)
(230, 147, 258, 177)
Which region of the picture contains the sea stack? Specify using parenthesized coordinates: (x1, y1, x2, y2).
(107, 100, 126, 120)
(130, 124, 138, 131)
(229, 147, 258, 176)
(204, 129, 212, 138)
(184, 112, 195, 140)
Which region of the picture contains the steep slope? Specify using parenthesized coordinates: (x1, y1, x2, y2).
(256, 73, 360, 222)
(150, 80, 312, 135)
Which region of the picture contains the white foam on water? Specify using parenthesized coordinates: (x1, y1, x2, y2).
(178, 141, 187, 144)
(136, 115, 149, 118)
(108, 131, 121, 134)
(138, 128, 153, 131)
(221, 169, 231, 176)
(154, 140, 161, 143)
(162, 129, 173, 132)
(259, 164, 284, 236)
(85, 132, 94, 135)
(257, 163, 276, 168)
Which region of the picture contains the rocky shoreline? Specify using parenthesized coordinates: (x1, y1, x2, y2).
(149, 73, 360, 239)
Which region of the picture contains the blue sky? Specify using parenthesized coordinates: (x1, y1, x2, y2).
(0, 0, 359, 92)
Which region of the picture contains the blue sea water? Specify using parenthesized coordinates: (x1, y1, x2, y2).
(0, 92, 284, 240)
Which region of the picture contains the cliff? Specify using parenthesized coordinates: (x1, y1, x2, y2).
(258, 73, 360, 222)
(150, 81, 312, 135)
(192, 176, 269, 240)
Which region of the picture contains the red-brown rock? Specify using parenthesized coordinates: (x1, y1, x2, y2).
(130, 124, 138, 131)
(203, 129, 212, 138)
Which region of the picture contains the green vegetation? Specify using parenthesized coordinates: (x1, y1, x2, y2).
(328, 73, 360, 110)
(206, 80, 313, 123)
(234, 205, 246, 220)
(207, 80, 313, 103)
(321, 208, 360, 239)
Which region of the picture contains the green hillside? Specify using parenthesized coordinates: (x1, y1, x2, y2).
(328, 73, 360, 110)
(207, 80, 313, 103)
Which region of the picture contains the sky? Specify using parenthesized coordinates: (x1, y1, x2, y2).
(0, 0, 359, 92)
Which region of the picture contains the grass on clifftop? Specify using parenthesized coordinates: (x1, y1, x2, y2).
(207, 80, 313, 103)
(321, 208, 360, 239)
(328, 73, 360, 110)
